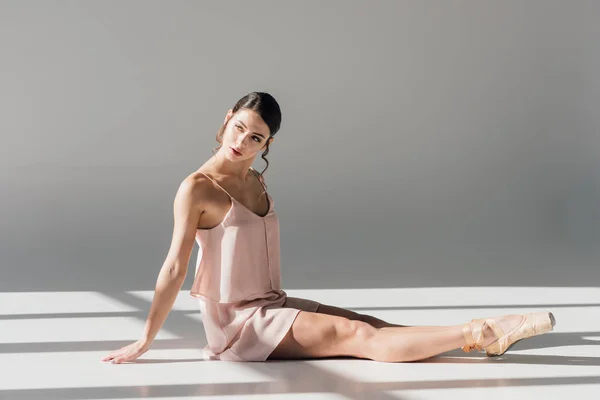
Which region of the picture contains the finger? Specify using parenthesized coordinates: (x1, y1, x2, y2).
(100, 353, 118, 361)
(113, 354, 134, 364)
(114, 350, 141, 364)
(101, 355, 119, 362)
(101, 348, 128, 361)
(112, 351, 133, 364)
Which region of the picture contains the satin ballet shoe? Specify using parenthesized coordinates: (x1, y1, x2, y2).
(461, 311, 556, 357)
(483, 311, 555, 357)
(461, 318, 490, 353)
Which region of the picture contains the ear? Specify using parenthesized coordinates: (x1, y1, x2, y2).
(262, 139, 272, 151)
(223, 109, 233, 125)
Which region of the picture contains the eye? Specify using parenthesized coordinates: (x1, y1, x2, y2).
(237, 124, 261, 142)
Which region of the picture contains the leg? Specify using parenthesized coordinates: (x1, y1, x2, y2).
(315, 302, 452, 331)
(267, 310, 468, 362)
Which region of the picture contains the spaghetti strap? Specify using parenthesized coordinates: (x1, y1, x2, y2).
(198, 172, 234, 199)
(200, 168, 268, 200)
(250, 167, 268, 193)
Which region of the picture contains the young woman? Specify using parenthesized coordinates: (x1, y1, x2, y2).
(101, 92, 555, 364)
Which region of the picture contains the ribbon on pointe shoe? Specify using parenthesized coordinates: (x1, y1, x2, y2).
(461, 318, 487, 353)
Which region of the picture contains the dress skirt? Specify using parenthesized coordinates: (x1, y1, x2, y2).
(200, 295, 321, 362)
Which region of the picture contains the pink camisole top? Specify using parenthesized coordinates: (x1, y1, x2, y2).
(189, 167, 287, 357)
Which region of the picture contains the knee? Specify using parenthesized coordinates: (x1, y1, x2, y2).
(333, 318, 375, 339)
(344, 320, 380, 359)
(347, 319, 378, 341)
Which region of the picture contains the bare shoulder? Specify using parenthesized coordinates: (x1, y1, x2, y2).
(174, 172, 212, 220)
(176, 171, 216, 210)
(163, 173, 215, 274)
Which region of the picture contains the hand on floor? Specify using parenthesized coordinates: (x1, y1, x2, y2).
(100, 339, 150, 364)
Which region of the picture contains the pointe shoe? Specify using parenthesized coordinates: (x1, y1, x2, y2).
(461, 318, 490, 354)
(461, 311, 556, 357)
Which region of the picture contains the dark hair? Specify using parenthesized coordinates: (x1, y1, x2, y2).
(212, 92, 282, 185)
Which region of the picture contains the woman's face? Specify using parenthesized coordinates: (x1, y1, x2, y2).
(221, 108, 271, 160)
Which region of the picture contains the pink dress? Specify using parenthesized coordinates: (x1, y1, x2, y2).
(189, 168, 320, 362)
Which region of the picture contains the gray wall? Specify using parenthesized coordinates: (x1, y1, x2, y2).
(1, 0, 599, 292)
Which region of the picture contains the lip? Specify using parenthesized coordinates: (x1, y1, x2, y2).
(230, 147, 243, 156)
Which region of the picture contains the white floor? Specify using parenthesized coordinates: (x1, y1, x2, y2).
(1, 287, 599, 400)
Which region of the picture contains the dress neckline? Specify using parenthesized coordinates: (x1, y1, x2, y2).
(198, 167, 273, 221)
(229, 192, 272, 218)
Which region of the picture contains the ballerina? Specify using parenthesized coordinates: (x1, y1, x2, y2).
(101, 91, 555, 364)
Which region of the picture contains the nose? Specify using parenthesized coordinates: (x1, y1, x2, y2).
(236, 135, 249, 148)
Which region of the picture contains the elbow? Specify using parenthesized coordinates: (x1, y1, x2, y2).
(166, 263, 187, 281)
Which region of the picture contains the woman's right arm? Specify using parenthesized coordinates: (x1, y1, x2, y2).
(100, 176, 206, 364)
